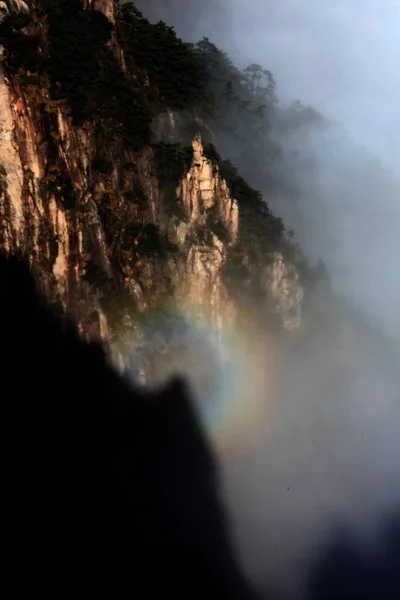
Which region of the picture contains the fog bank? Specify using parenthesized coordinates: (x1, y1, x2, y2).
(134, 2, 400, 597)
(138, 0, 400, 339)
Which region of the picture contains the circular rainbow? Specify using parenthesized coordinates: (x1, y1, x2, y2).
(127, 306, 279, 457)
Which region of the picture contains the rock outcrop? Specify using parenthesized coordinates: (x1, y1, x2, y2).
(0, 0, 303, 371)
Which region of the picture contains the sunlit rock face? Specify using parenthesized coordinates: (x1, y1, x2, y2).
(0, 51, 110, 330)
(168, 135, 238, 328)
(0, 63, 24, 246)
(182, 134, 239, 236)
(0, 0, 303, 372)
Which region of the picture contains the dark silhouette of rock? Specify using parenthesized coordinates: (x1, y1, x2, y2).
(1, 251, 398, 600)
(1, 251, 256, 599)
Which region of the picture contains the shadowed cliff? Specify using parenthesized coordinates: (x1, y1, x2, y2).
(1, 251, 399, 599)
(1, 251, 256, 599)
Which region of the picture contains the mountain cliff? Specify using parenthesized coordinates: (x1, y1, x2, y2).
(1, 5, 399, 594)
(0, 0, 307, 377)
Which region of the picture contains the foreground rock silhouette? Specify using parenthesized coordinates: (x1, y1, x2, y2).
(1, 252, 256, 599)
(1, 252, 399, 599)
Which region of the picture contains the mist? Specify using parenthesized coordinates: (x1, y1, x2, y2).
(135, 1, 400, 597)
(222, 322, 400, 598)
(140, 0, 400, 173)
(138, 0, 400, 339)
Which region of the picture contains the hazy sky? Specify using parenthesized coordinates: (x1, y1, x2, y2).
(200, 4, 400, 593)
(150, 0, 400, 337)
(139, 1, 400, 171)
(224, 0, 400, 337)
(221, 0, 400, 175)
(135, 4, 400, 596)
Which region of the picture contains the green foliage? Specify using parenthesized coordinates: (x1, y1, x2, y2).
(122, 223, 179, 258)
(152, 142, 194, 221)
(162, 186, 187, 221)
(99, 198, 119, 238)
(153, 142, 193, 220)
(193, 224, 213, 246)
(0, 12, 40, 74)
(82, 259, 111, 289)
(190, 38, 325, 283)
(191, 36, 286, 195)
(44, 166, 76, 210)
(153, 142, 194, 184)
(211, 220, 231, 243)
(222, 246, 251, 283)
(123, 183, 147, 208)
(192, 38, 277, 124)
(0, 164, 9, 247)
(0, 1, 319, 324)
(18, 73, 40, 86)
(41, 0, 151, 147)
(99, 289, 138, 339)
(161, 238, 180, 254)
(203, 203, 232, 243)
(121, 190, 136, 203)
(276, 100, 325, 133)
(0, 164, 7, 195)
(242, 64, 277, 105)
(220, 160, 263, 211)
(43, 0, 112, 123)
(48, 299, 65, 320)
(120, 3, 209, 112)
(193, 38, 242, 103)
(94, 51, 151, 148)
(91, 155, 113, 174)
(89, 310, 100, 325)
(203, 143, 222, 170)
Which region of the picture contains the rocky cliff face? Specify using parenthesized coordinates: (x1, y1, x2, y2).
(0, 0, 303, 374)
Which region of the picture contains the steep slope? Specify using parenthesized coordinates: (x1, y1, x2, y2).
(136, 5, 400, 339)
(0, 0, 305, 372)
(1, 5, 399, 597)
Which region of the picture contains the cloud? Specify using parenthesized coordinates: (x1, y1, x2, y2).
(227, 0, 400, 174)
(138, 1, 400, 336)
(134, 2, 400, 597)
